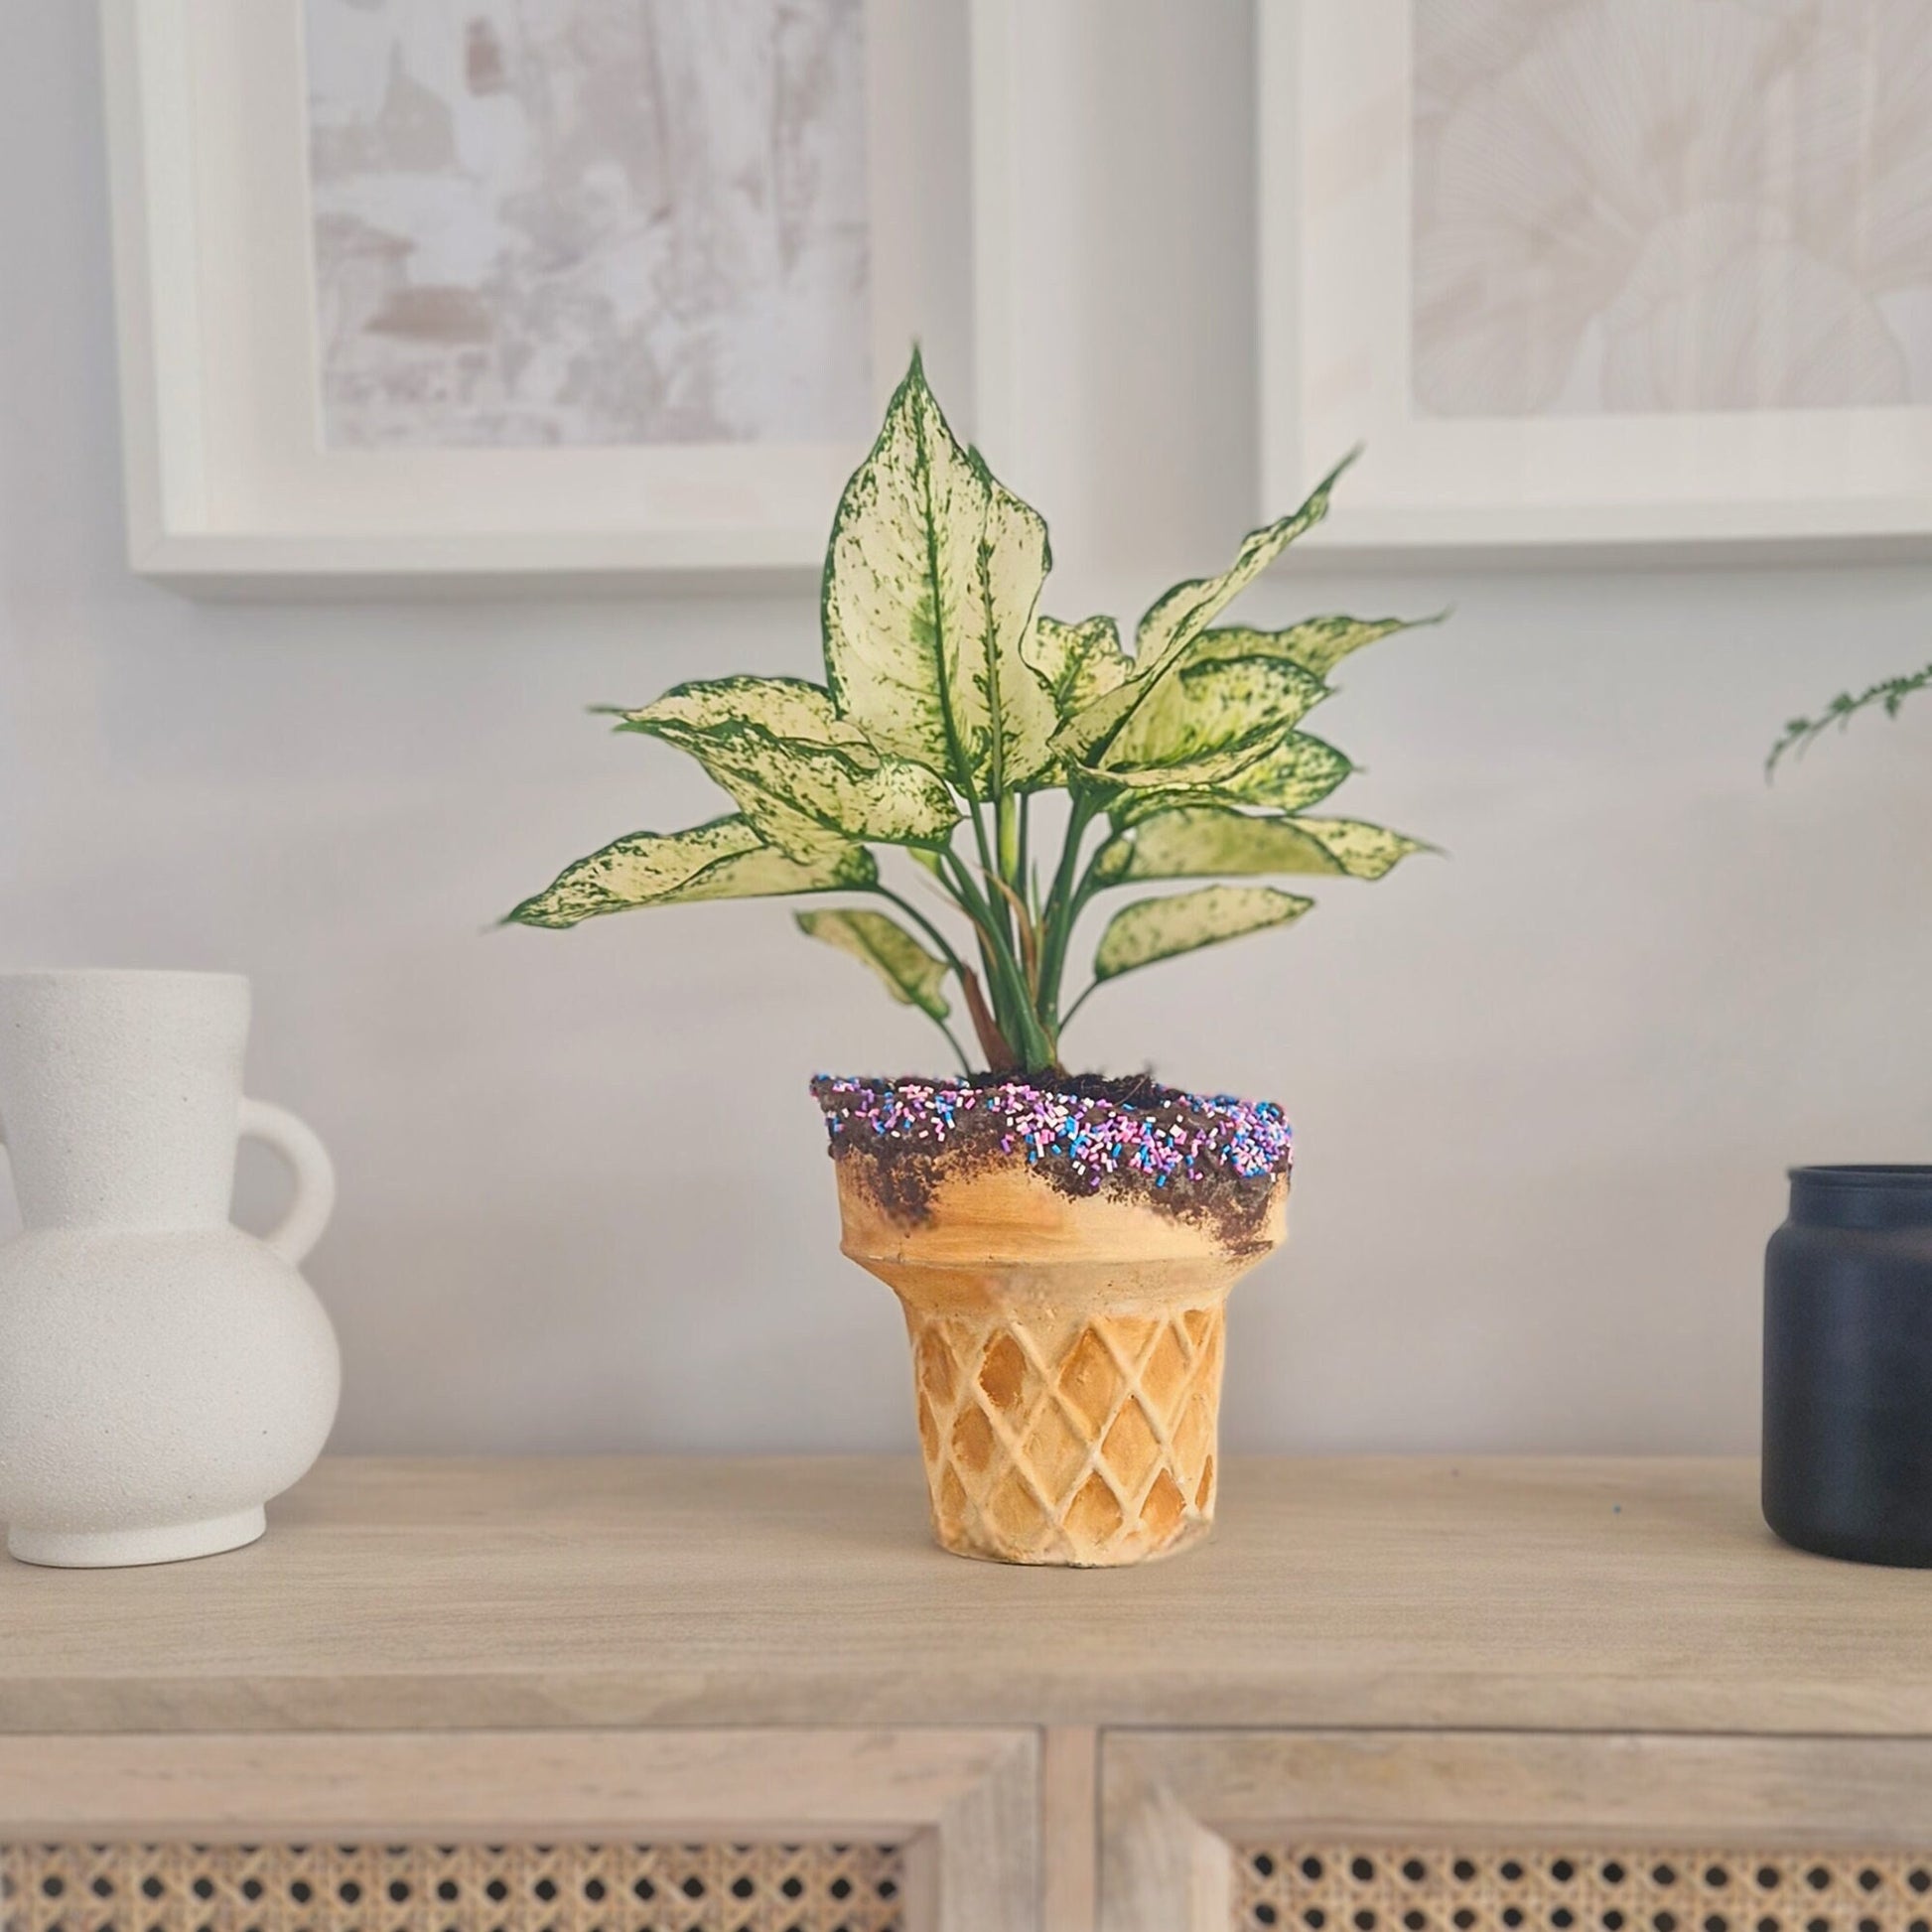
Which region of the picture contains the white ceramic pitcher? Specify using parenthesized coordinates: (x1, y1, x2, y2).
(0, 970, 340, 1567)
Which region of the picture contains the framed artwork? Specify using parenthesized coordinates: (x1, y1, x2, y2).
(100, 0, 990, 591)
(1260, 0, 1932, 556)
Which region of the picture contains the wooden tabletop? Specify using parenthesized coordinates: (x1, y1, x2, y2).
(1, 1456, 1928, 1735)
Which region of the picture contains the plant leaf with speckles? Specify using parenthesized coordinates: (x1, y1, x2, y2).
(1095, 807, 1431, 885)
(1195, 611, 1443, 682)
(821, 349, 1057, 797)
(1091, 885, 1313, 982)
(795, 908, 952, 1020)
(1052, 452, 1356, 770)
(1212, 733, 1356, 811)
(1024, 614, 1134, 718)
(1088, 649, 1330, 789)
(505, 817, 875, 928)
(1107, 733, 1357, 826)
(1019, 614, 1134, 785)
(612, 675, 958, 860)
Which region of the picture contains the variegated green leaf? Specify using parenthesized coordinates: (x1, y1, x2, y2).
(505, 816, 875, 929)
(1023, 614, 1134, 718)
(1084, 610, 1434, 794)
(1192, 611, 1440, 682)
(1095, 807, 1429, 885)
(1215, 733, 1355, 811)
(1094, 651, 1329, 788)
(1279, 815, 1433, 876)
(821, 349, 1056, 797)
(1018, 614, 1133, 786)
(795, 908, 951, 1020)
(1053, 451, 1356, 768)
(1105, 733, 1356, 827)
(611, 675, 881, 755)
(1134, 453, 1356, 669)
(1092, 885, 1312, 982)
(613, 675, 957, 860)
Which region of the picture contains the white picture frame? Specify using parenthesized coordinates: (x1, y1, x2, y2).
(1258, 0, 1932, 561)
(100, 0, 998, 594)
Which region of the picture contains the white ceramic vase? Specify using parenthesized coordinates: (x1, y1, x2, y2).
(0, 970, 340, 1567)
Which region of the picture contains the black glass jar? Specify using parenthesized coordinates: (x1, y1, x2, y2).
(1763, 1166, 1932, 1566)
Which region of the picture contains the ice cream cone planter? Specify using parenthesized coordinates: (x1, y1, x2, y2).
(814, 1075, 1291, 1567)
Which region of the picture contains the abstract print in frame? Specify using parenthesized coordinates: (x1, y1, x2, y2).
(1261, 0, 1932, 555)
(99, 0, 977, 588)
(303, 0, 873, 452)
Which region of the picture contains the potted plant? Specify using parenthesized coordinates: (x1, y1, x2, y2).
(509, 352, 1437, 1566)
(1764, 657, 1932, 1567)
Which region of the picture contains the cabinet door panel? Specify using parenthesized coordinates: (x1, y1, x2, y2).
(1, 1842, 903, 1932)
(1101, 1732, 1932, 1932)
(0, 1728, 1039, 1932)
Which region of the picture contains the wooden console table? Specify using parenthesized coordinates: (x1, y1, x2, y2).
(2, 1457, 1930, 1932)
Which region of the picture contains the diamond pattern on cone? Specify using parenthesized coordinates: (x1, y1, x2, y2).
(832, 1151, 1285, 1568)
(902, 1299, 1227, 1565)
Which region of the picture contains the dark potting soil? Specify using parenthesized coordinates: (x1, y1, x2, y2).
(810, 1071, 1293, 1251)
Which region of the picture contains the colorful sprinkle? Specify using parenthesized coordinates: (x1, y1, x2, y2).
(809, 1074, 1293, 1191)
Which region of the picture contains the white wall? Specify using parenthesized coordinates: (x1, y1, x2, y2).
(2, 3, 1928, 1456)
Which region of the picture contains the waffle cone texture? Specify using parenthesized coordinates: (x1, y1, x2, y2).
(834, 1156, 1287, 1567)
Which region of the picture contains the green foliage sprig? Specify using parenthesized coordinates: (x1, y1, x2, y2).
(508, 351, 1439, 1074)
(1768, 659, 1932, 777)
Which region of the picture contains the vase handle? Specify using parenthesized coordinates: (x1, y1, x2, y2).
(237, 1099, 336, 1268)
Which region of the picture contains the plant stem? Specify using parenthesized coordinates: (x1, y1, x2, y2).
(1059, 978, 1100, 1029)
(934, 1014, 972, 1070)
(869, 885, 1028, 1081)
(941, 853, 1028, 1018)
(860, 884, 978, 1070)
(996, 792, 1021, 887)
(1035, 790, 1100, 1027)
(940, 848, 1001, 947)
(867, 883, 968, 982)
(962, 794, 1011, 954)
(943, 849, 1055, 1068)
(1043, 844, 1114, 1037)
(958, 964, 1018, 1070)
(922, 861, 1024, 1064)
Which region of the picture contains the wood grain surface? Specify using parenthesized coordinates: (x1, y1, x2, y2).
(1, 1455, 1925, 1735)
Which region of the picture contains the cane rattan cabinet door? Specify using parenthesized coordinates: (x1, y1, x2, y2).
(1100, 1732, 1932, 1932)
(0, 1730, 1039, 1932)
(0, 1842, 905, 1932)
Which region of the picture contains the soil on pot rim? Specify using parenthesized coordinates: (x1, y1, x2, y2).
(810, 1071, 1292, 1252)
